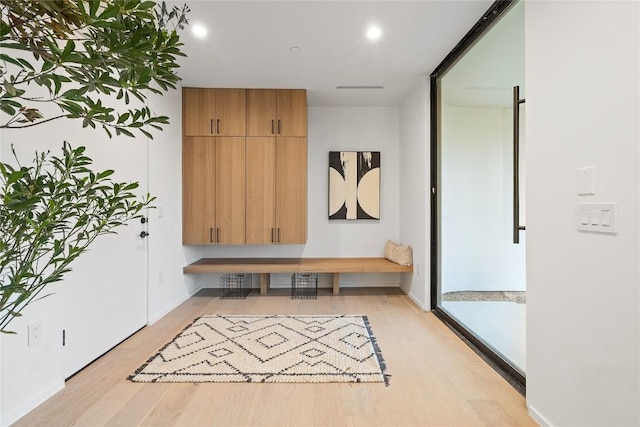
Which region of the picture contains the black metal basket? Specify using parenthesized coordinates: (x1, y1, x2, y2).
(220, 273, 252, 299)
(291, 273, 318, 299)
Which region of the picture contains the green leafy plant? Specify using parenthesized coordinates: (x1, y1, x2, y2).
(0, 0, 188, 138)
(0, 0, 189, 333)
(0, 143, 154, 333)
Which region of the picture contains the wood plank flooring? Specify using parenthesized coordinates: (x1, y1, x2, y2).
(13, 288, 536, 426)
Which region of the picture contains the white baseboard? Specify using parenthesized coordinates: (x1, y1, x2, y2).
(527, 403, 552, 427)
(2, 379, 64, 427)
(147, 284, 204, 325)
(406, 291, 426, 310)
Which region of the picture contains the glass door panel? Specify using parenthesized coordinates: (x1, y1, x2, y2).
(437, 1, 526, 375)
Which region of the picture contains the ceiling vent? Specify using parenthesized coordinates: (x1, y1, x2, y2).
(336, 85, 384, 90)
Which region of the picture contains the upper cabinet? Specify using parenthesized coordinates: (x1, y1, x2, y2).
(183, 88, 307, 245)
(246, 89, 307, 137)
(183, 88, 246, 137)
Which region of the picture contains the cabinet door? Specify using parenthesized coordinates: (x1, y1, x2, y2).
(215, 137, 246, 244)
(246, 89, 277, 136)
(183, 88, 216, 136)
(183, 137, 215, 244)
(276, 89, 307, 137)
(275, 137, 307, 244)
(246, 137, 276, 244)
(216, 88, 246, 136)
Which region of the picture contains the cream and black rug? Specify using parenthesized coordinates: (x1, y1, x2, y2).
(129, 314, 389, 385)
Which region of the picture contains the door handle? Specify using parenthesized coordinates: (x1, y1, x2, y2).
(139, 231, 149, 238)
(277, 228, 281, 243)
(216, 119, 220, 134)
(277, 119, 281, 134)
(271, 120, 275, 135)
(210, 119, 214, 134)
(513, 86, 526, 244)
(271, 228, 274, 243)
(216, 227, 220, 243)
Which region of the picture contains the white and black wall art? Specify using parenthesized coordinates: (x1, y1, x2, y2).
(329, 151, 380, 220)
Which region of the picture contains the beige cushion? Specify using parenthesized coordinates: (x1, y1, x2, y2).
(384, 240, 413, 266)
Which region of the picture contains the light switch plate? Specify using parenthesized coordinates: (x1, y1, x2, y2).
(577, 167, 596, 195)
(577, 203, 617, 234)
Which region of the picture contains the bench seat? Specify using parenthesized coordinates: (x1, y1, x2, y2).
(183, 257, 413, 294)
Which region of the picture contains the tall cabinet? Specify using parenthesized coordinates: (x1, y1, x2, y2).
(245, 89, 307, 244)
(182, 88, 246, 245)
(183, 87, 307, 245)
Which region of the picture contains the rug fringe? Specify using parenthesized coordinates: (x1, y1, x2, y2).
(362, 315, 391, 387)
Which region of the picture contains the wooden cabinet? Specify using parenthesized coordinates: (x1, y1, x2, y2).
(183, 88, 246, 136)
(275, 137, 307, 243)
(182, 137, 246, 245)
(215, 137, 245, 244)
(245, 137, 307, 244)
(183, 88, 306, 245)
(245, 138, 276, 244)
(246, 89, 307, 137)
(182, 137, 215, 245)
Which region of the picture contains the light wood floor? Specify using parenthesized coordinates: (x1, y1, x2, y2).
(14, 288, 536, 426)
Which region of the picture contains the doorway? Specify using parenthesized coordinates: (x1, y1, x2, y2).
(431, 0, 526, 383)
(58, 134, 150, 378)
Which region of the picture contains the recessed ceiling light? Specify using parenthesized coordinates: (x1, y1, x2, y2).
(289, 46, 301, 53)
(192, 24, 207, 38)
(366, 25, 382, 41)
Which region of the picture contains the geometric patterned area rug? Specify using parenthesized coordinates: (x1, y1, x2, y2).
(129, 314, 389, 385)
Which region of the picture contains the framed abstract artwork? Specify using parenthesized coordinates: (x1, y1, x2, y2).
(328, 151, 380, 220)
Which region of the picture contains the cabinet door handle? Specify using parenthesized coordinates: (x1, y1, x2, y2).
(216, 119, 220, 134)
(277, 119, 281, 135)
(216, 227, 220, 243)
(209, 228, 213, 243)
(271, 120, 274, 135)
(271, 228, 274, 243)
(210, 119, 214, 134)
(277, 228, 281, 243)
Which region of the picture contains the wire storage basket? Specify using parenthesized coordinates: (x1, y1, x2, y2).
(291, 273, 318, 299)
(220, 273, 252, 299)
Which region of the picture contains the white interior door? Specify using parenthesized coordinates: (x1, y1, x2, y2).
(59, 136, 149, 378)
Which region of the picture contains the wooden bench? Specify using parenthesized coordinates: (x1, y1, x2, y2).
(183, 257, 413, 295)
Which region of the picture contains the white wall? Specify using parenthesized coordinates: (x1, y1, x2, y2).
(440, 105, 526, 293)
(146, 90, 203, 323)
(399, 78, 430, 309)
(526, 2, 640, 426)
(195, 106, 403, 288)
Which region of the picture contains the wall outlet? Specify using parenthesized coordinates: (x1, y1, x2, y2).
(28, 320, 43, 346)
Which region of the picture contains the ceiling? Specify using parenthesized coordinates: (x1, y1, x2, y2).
(172, 1, 495, 107)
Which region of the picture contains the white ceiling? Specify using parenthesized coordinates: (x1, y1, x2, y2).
(173, 1, 494, 107)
